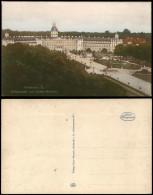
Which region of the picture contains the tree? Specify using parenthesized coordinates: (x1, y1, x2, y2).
(101, 48, 107, 54)
(114, 42, 151, 63)
(123, 29, 131, 34)
(105, 30, 110, 33)
(86, 48, 92, 53)
(140, 32, 144, 38)
(114, 44, 125, 55)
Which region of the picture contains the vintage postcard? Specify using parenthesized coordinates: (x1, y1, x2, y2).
(1, 1, 152, 97)
(1, 99, 152, 194)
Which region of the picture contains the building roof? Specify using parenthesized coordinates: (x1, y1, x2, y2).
(83, 37, 111, 42)
(123, 38, 147, 44)
(14, 37, 36, 41)
(51, 23, 58, 32)
(2, 37, 14, 41)
(2, 36, 37, 41)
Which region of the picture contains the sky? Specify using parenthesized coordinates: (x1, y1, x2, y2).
(2, 1, 151, 33)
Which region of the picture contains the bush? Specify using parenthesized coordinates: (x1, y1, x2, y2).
(114, 42, 151, 63)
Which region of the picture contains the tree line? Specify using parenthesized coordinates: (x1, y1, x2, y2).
(114, 41, 151, 63)
(2, 29, 151, 40)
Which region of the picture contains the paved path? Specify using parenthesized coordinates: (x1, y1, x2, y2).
(69, 53, 107, 71)
(105, 76, 147, 96)
(106, 68, 151, 96)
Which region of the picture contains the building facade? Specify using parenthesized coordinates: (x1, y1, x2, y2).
(2, 23, 123, 53)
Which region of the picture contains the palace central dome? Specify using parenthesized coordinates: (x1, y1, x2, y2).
(51, 23, 58, 32)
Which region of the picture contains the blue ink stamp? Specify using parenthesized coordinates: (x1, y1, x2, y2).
(70, 183, 76, 188)
(120, 112, 136, 121)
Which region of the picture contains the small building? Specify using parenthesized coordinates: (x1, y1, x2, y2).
(85, 52, 93, 58)
(81, 51, 93, 58)
(123, 38, 147, 45)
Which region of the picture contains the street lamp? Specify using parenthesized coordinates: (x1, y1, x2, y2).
(109, 57, 112, 69)
(90, 59, 92, 68)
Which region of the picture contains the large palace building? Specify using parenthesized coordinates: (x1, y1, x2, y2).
(2, 23, 123, 53)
